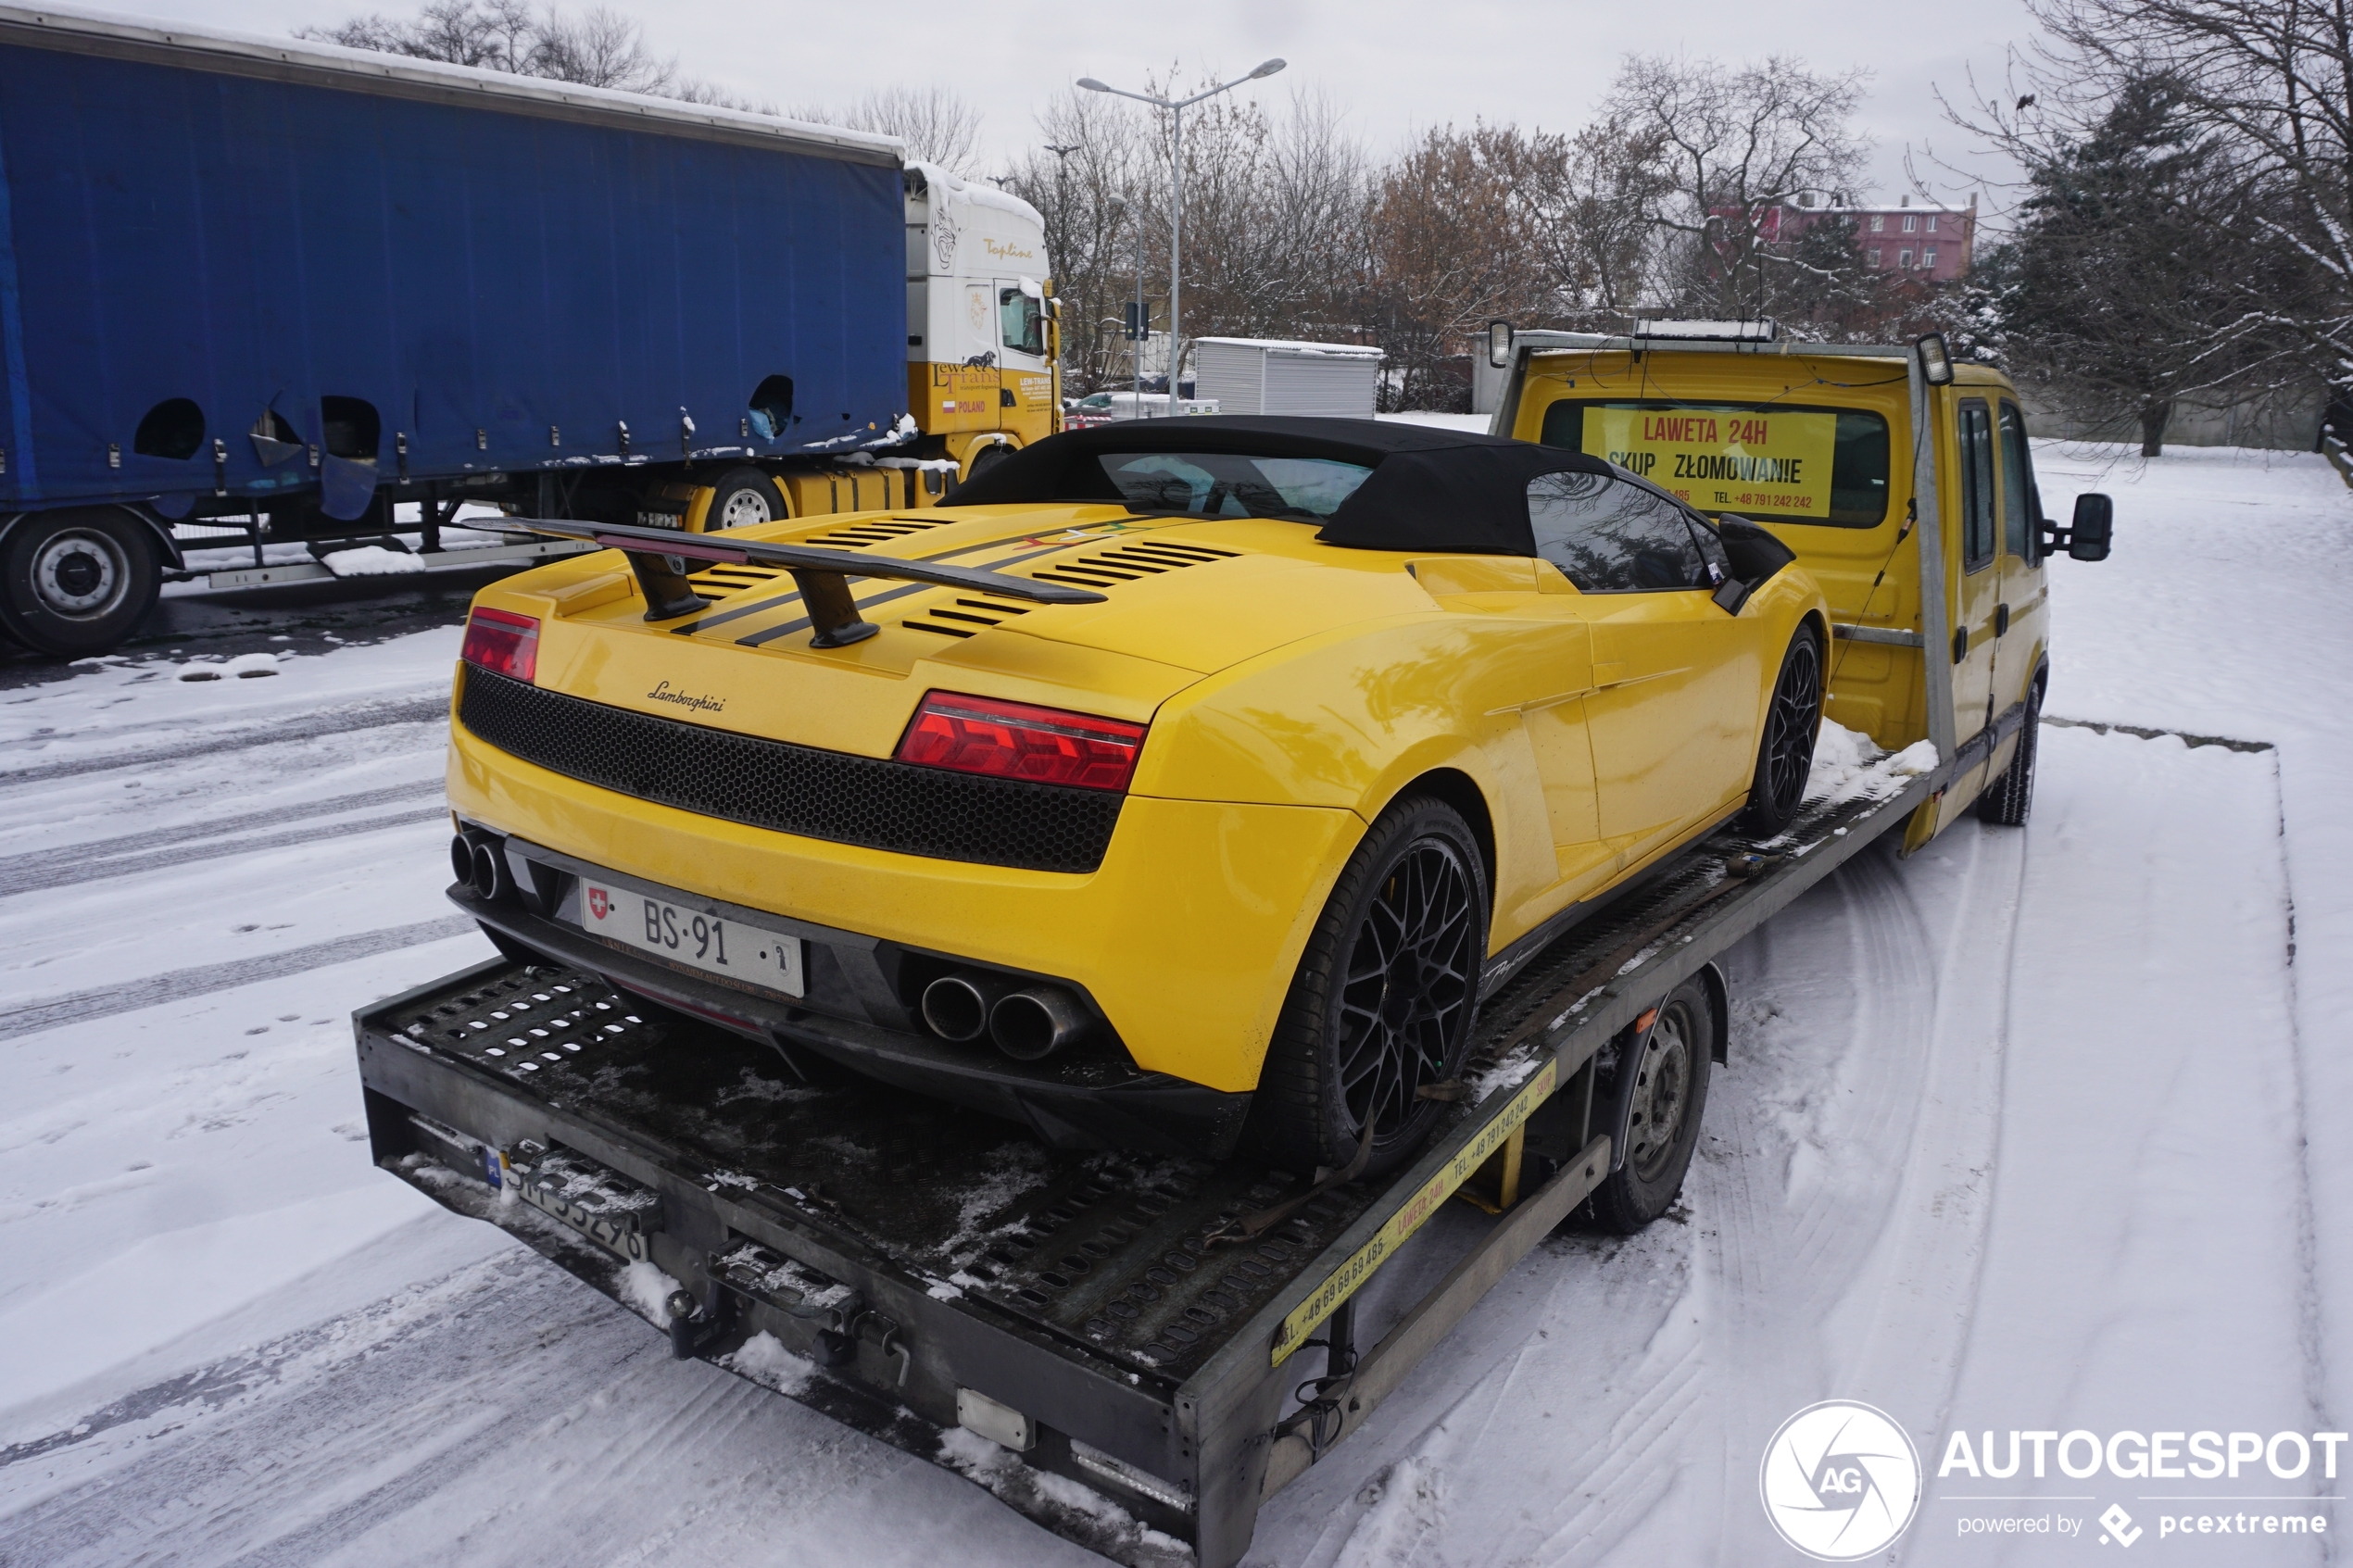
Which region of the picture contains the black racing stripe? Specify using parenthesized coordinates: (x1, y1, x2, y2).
(733, 540, 1082, 647)
(670, 528, 1051, 636)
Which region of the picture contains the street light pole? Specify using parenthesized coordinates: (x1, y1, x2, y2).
(1078, 58, 1286, 416)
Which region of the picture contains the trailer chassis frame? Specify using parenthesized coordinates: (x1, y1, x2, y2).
(355, 768, 1936, 1566)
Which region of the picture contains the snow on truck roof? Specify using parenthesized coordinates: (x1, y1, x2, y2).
(0, 1, 905, 165)
(906, 162, 1045, 229)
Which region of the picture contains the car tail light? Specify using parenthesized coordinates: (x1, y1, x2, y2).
(461, 607, 539, 683)
(896, 692, 1146, 792)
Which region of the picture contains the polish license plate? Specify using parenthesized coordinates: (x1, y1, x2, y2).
(575, 880, 804, 997)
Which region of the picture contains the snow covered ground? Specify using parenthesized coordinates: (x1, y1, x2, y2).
(0, 440, 2345, 1565)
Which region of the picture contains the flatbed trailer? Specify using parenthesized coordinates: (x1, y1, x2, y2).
(354, 763, 1935, 1567)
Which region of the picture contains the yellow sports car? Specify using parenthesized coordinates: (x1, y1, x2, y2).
(447, 419, 1827, 1178)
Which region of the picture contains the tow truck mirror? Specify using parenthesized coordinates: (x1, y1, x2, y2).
(2068, 493, 2113, 560)
(1487, 319, 1513, 369)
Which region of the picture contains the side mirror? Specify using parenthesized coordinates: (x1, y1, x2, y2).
(2068, 493, 2112, 560)
(2037, 492, 2114, 561)
(1487, 319, 1513, 369)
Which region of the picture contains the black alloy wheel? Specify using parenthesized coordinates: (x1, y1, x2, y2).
(1253, 796, 1490, 1179)
(1589, 975, 1717, 1233)
(1740, 626, 1824, 835)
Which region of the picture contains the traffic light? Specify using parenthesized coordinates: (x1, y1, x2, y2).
(1123, 301, 1151, 341)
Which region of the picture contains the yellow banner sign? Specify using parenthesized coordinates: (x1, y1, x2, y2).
(1271, 1058, 1559, 1366)
(1582, 407, 1837, 518)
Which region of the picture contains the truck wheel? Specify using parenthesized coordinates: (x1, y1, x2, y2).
(0, 508, 163, 658)
(1252, 795, 1490, 1179)
(702, 468, 784, 532)
(1738, 625, 1823, 836)
(1975, 683, 2042, 826)
(1589, 976, 1715, 1233)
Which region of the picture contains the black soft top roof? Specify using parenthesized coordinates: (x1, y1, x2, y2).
(937, 416, 1616, 556)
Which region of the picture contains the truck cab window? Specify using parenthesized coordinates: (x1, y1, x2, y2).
(1957, 399, 1996, 571)
(1000, 289, 1045, 358)
(1997, 402, 2036, 562)
(1528, 470, 1712, 592)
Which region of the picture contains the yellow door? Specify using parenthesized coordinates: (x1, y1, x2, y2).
(1945, 396, 2004, 808)
(1528, 470, 1761, 867)
(1991, 399, 2048, 766)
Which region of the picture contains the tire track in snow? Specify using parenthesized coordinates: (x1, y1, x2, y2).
(0, 778, 444, 888)
(0, 800, 447, 898)
(0, 696, 445, 788)
(0, 1245, 1098, 1568)
(1692, 840, 1952, 1563)
(0, 915, 480, 1042)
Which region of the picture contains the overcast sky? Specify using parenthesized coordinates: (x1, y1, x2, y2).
(116, 0, 2044, 221)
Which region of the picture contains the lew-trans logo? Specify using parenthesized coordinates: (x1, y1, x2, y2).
(1760, 1400, 1923, 1560)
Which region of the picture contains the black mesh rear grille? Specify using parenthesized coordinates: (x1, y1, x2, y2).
(459, 669, 1124, 873)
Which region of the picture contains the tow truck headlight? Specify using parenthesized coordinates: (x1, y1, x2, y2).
(460, 607, 539, 683)
(895, 691, 1146, 792)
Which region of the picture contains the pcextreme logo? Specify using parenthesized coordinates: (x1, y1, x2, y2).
(1760, 1400, 1924, 1561)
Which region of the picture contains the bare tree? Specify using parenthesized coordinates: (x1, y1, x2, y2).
(1002, 89, 1155, 393)
(1005, 77, 1376, 395)
(1607, 55, 1872, 320)
(796, 86, 985, 172)
(301, 1, 749, 106)
(1942, 0, 2342, 395)
(1514, 120, 1671, 326)
(1362, 124, 1554, 409)
(1958, 72, 2305, 452)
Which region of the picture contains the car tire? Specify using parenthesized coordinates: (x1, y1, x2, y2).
(0, 508, 163, 658)
(1589, 975, 1715, 1233)
(1251, 794, 1490, 1180)
(701, 467, 785, 533)
(1738, 624, 1824, 836)
(1975, 681, 2042, 826)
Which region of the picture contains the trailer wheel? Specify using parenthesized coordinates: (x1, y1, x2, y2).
(1251, 794, 1489, 1179)
(1590, 976, 1715, 1233)
(1738, 625, 1823, 836)
(702, 468, 784, 532)
(1974, 683, 2041, 826)
(0, 508, 163, 658)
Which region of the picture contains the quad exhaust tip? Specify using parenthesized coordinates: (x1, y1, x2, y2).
(920, 973, 1005, 1043)
(989, 986, 1087, 1061)
(454, 832, 515, 904)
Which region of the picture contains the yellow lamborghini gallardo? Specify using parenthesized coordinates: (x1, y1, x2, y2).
(447, 419, 1828, 1176)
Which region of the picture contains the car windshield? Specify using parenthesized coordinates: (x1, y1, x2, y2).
(1096, 452, 1374, 521)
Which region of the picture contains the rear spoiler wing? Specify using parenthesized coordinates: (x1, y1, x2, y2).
(520, 517, 1105, 647)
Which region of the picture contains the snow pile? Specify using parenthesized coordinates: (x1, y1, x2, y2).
(722, 1330, 815, 1396)
(320, 545, 423, 577)
(170, 651, 284, 681)
(1803, 718, 1936, 809)
(613, 1258, 681, 1324)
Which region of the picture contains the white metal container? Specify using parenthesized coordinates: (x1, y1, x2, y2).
(1193, 337, 1385, 419)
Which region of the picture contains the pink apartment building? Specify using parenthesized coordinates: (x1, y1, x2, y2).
(1751, 193, 1978, 282)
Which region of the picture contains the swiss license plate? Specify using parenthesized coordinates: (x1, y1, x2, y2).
(574, 880, 804, 997)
